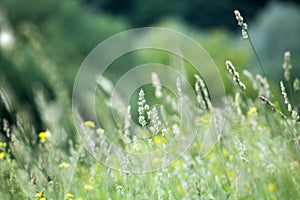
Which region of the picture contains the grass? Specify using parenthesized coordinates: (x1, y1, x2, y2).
(0, 10, 300, 200)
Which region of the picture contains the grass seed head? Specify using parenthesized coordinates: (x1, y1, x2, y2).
(283, 51, 292, 81)
(226, 60, 246, 90)
(293, 78, 300, 92)
(234, 10, 248, 39)
(280, 81, 292, 112)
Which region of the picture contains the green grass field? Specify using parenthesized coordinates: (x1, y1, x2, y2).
(1, 8, 300, 200)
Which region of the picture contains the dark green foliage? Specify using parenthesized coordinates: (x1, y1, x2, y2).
(87, 0, 271, 29)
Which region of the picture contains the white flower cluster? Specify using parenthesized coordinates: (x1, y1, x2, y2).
(137, 89, 149, 127)
(148, 106, 162, 135)
(234, 137, 248, 163)
(292, 110, 300, 121)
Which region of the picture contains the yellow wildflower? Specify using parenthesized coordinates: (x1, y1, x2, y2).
(84, 184, 94, 190)
(247, 107, 257, 118)
(0, 152, 5, 160)
(222, 148, 233, 162)
(227, 170, 235, 180)
(59, 162, 70, 168)
(153, 136, 162, 146)
(222, 148, 229, 157)
(268, 182, 276, 192)
(35, 192, 43, 197)
(83, 121, 95, 128)
(176, 184, 186, 195)
(40, 198, 46, 200)
(38, 131, 51, 143)
(172, 160, 181, 169)
(96, 128, 105, 134)
(0, 142, 6, 148)
(96, 162, 101, 170)
(65, 193, 74, 199)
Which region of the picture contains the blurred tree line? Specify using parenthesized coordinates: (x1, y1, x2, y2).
(83, 0, 299, 29)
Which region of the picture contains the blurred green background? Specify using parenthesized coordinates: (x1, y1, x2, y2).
(0, 0, 300, 129)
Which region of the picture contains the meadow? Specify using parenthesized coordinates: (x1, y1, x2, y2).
(1, 5, 300, 200)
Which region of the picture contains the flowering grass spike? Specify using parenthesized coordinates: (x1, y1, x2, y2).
(234, 10, 248, 39)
